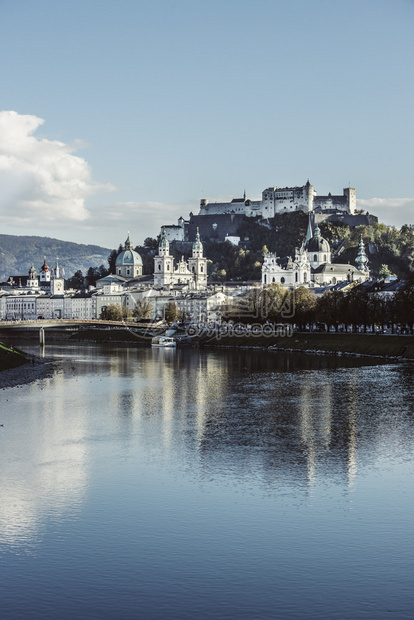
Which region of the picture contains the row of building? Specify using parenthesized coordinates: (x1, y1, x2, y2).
(0, 222, 370, 323)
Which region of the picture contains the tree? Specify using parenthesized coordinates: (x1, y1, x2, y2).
(261, 283, 291, 323)
(100, 304, 132, 322)
(395, 278, 414, 332)
(108, 250, 119, 273)
(144, 237, 158, 250)
(316, 290, 345, 331)
(342, 285, 371, 332)
(164, 301, 179, 324)
(292, 287, 317, 330)
(84, 265, 109, 288)
(379, 264, 392, 279)
(133, 298, 154, 320)
(66, 269, 84, 290)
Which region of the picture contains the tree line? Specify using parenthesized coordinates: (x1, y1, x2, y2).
(222, 280, 414, 333)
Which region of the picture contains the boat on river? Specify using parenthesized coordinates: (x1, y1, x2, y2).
(151, 336, 177, 348)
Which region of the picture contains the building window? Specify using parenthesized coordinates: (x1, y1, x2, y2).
(314, 254, 317, 262)
(158, 264, 161, 271)
(281, 277, 285, 284)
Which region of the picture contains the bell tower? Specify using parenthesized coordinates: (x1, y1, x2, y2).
(154, 228, 174, 287)
(187, 228, 207, 290)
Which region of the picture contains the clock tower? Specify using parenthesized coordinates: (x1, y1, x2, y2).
(50, 259, 65, 295)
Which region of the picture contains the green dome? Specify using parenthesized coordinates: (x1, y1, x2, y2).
(115, 249, 143, 267)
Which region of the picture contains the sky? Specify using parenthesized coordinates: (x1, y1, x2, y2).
(0, 0, 413, 250)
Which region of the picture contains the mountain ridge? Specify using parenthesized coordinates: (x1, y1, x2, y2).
(0, 234, 111, 281)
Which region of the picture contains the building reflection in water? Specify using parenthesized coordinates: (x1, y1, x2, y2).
(192, 351, 414, 492)
(1, 341, 413, 552)
(0, 370, 88, 550)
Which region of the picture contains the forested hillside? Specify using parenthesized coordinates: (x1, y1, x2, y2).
(207, 215, 414, 280)
(0, 234, 111, 281)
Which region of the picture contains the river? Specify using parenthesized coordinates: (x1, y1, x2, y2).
(1, 343, 414, 619)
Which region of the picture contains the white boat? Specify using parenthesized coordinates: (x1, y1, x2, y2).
(151, 336, 177, 348)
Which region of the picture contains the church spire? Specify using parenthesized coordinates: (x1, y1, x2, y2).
(124, 232, 133, 250)
(355, 236, 369, 272)
(192, 227, 203, 257)
(305, 212, 313, 244)
(158, 226, 170, 256)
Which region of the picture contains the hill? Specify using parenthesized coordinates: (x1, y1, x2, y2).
(203, 214, 414, 280)
(0, 234, 111, 281)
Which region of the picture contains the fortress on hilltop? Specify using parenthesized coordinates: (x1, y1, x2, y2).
(161, 180, 375, 245)
(198, 180, 356, 218)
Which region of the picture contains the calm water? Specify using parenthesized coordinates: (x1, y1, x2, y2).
(1, 343, 414, 619)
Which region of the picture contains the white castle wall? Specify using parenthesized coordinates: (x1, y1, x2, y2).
(199, 182, 355, 218)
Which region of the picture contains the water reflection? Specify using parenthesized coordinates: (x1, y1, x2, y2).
(1, 342, 414, 552)
(0, 371, 87, 550)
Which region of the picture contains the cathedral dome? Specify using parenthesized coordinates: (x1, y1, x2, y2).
(305, 226, 330, 253)
(115, 249, 143, 267)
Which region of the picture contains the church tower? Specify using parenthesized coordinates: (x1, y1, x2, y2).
(27, 264, 39, 289)
(293, 246, 311, 286)
(39, 258, 51, 285)
(50, 258, 65, 295)
(187, 229, 208, 289)
(154, 228, 174, 287)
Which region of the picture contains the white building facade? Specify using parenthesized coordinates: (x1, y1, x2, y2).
(262, 224, 369, 288)
(154, 229, 208, 290)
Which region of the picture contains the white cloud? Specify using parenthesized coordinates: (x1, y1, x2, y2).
(357, 198, 414, 228)
(0, 111, 114, 225)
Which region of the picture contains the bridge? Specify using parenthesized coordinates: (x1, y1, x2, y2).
(0, 319, 167, 345)
(0, 318, 162, 329)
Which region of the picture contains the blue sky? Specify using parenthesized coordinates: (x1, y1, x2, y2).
(0, 0, 413, 249)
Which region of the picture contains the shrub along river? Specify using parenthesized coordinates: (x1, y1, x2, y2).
(1, 342, 414, 619)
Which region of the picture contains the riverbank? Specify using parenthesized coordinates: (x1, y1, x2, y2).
(197, 331, 414, 359)
(0, 342, 58, 389)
